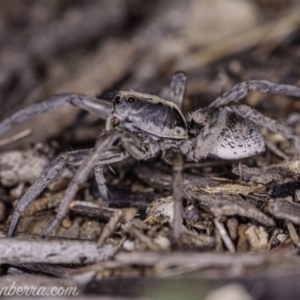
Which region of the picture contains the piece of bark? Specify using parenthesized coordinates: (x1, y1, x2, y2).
(267, 198, 300, 225)
(185, 190, 275, 227)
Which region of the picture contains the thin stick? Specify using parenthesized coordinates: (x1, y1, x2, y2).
(0, 129, 32, 147)
(97, 209, 122, 246)
(0, 238, 115, 264)
(214, 218, 235, 253)
(238, 161, 243, 182)
(171, 149, 183, 247)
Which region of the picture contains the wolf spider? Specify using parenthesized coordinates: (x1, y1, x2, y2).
(1, 71, 300, 238)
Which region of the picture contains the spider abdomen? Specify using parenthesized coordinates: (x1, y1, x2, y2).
(182, 108, 265, 161)
(210, 113, 265, 160)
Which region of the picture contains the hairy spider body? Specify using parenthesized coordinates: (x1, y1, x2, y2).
(1, 71, 300, 238)
(106, 91, 265, 162)
(183, 107, 265, 160)
(105, 91, 188, 162)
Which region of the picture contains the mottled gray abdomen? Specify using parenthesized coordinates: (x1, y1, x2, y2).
(209, 113, 265, 159)
(182, 108, 265, 161)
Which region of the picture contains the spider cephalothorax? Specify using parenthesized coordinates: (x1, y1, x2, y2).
(107, 91, 187, 140)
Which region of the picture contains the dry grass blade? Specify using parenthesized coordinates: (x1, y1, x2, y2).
(0, 129, 32, 147)
(97, 209, 123, 247)
(286, 221, 300, 248)
(213, 218, 235, 253)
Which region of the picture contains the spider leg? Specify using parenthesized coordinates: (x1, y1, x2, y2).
(196, 110, 228, 159)
(0, 94, 112, 137)
(171, 148, 183, 247)
(210, 80, 300, 108)
(42, 130, 120, 238)
(117, 128, 161, 160)
(227, 104, 300, 154)
(94, 166, 108, 201)
(160, 71, 187, 110)
(7, 149, 91, 237)
(94, 146, 129, 201)
(98, 128, 161, 201)
(168, 71, 187, 110)
(181, 109, 228, 160)
(163, 72, 187, 245)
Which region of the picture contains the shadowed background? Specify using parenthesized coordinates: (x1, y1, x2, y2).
(1, 0, 300, 148)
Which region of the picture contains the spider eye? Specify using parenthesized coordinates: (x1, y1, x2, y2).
(114, 96, 121, 104)
(127, 97, 135, 103)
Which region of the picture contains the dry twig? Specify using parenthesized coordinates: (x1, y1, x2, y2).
(0, 238, 115, 264)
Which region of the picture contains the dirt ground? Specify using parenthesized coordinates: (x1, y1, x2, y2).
(1, 1, 300, 299)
